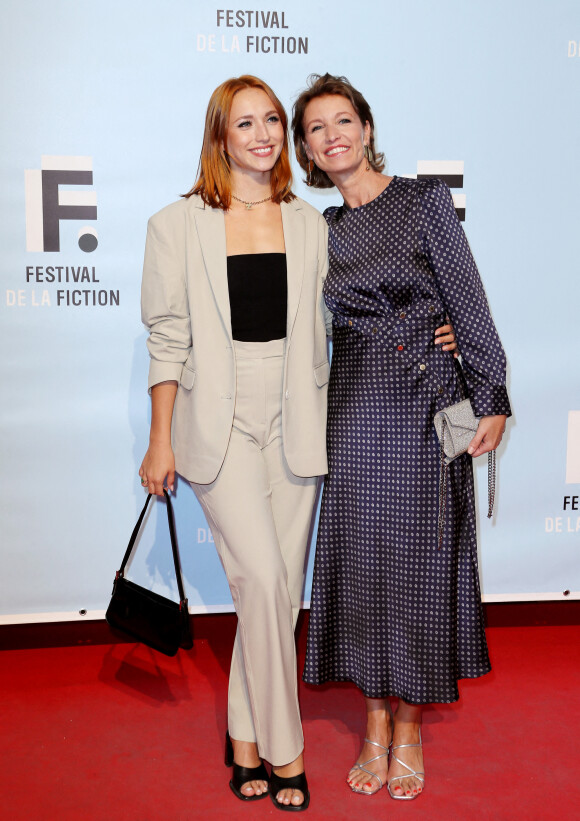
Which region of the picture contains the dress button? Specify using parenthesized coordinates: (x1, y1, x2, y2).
(399, 312, 406, 319)
(348, 320, 353, 326)
(428, 305, 435, 313)
(438, 386, 444, 395)
(285, 390, 290, 399)
(397, 344, 404, 351)
(419, 364, 426, 371)
(372, 327, 378, 334)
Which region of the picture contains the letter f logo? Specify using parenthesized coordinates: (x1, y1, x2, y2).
(566, 411, 580, 484)
(25, 156, 98, 252)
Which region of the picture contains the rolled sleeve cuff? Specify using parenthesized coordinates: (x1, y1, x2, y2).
(148, 359, 183, 393)
(470, 385, 512, 418)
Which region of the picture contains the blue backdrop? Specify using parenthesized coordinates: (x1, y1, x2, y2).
(1, 0, 579, 623)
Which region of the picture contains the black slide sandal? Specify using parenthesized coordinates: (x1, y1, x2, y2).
(225, 731, 269, 801)
(268, 771, 310, 812)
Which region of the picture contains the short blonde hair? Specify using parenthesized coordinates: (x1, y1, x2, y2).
(292, 73, 385, 189)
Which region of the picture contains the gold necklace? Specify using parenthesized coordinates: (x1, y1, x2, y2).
(232, 194, 273, 210)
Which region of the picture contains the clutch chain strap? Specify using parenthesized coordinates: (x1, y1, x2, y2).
(437, 419, 448, 549)
(438, 417, 497, 549)
(487, 449, 496, 519)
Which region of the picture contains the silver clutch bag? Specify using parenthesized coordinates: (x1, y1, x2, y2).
(434, 399, 479, 464)
(434, 399, 496, 548)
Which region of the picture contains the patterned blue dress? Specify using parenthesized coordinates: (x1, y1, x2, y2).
(303, 176, 511, 704)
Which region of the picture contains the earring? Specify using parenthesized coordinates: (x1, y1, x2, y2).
(306, 160, 315, 187)
(364, 144, 374, 171)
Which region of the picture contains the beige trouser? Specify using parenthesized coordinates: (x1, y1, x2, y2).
(191, 338, 319, 766)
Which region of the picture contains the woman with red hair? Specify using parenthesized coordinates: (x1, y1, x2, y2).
(139, 75, 329, 811)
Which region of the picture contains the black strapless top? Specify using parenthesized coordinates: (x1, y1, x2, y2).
(227, 253, 287, 342)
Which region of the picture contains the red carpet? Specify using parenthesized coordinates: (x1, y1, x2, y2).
(1, 623, 579, 820)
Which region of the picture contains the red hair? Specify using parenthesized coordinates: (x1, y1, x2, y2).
(184, 76, 295, 209)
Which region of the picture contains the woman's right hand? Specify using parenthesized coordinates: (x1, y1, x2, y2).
(468, 415, 507, 459)
(139, 441, 175, 497)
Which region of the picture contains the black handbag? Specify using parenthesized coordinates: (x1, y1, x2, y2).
(106, 490, 193, 656)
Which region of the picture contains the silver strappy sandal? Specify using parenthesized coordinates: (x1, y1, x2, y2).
(348, 738, 390, 796)
(387, 729, 425, 800)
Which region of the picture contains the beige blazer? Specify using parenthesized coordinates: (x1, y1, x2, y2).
(141, 194, 331, 484)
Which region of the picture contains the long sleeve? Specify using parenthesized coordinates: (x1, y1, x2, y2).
(317, 214, 333, 337)
(419, 179, 511, 418)
(141, 207, 192, 392)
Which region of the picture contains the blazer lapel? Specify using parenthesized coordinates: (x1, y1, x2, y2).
(282, 200, 305, 340)
(190, 199, 232, 338)
(189, 197, 305, 342)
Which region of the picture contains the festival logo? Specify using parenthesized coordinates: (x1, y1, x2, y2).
(24, 156, 98, 253)
(545, 411, 580, 534)
(10, 155, 117, 308)
(566, 411, 580, 484)
(416, 159, 464, 189)
(198, 8, 308, 54)
(411, 160, 466, 221)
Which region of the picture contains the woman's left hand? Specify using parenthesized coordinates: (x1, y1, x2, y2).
(468, 415, 507, 458)
(435, 323, 459, 358)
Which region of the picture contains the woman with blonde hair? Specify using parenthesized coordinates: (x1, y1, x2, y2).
(292, 73, 510, 801)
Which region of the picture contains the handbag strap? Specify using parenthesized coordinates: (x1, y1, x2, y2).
(437, 421, 449, 549)
(487, 449, 496, 519)
(437, 418, 496, 549)
(116, 490, 188, 606)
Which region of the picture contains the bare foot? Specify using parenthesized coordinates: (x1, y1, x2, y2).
(347, 699, 393, 794)
(231, 738, 268, 797)
(388, 723, 424, 798)
(272, 753, 306, 807)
